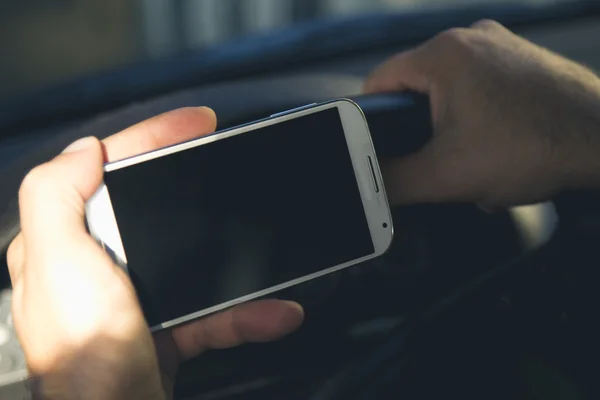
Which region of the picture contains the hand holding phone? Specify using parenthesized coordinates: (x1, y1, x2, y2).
(86, 100, 393, 331)
(6, 107, 304, 398)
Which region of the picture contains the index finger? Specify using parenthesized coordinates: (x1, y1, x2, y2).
(102, 106, 217, 162)
(363, 47, 431, 94)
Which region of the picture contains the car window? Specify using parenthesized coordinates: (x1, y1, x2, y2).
(0, 0, 579, 102)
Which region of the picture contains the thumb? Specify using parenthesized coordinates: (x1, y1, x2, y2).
(19, 136, 104, 262)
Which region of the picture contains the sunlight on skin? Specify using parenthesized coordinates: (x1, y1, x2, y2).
(3, 107, 304, 399)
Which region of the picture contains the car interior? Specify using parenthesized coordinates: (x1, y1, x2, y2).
(1, 1, 599, 398)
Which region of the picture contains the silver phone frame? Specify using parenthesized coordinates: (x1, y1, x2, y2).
(85, 99, 394, 332)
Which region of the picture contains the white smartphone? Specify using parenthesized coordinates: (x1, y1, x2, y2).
(85, 99, 393, 332)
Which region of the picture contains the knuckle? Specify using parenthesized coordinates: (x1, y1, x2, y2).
(428, 27, 476, 69)
(6, 237, 20, 268)
(19, 163, 52, 199)
(436, 27, 470, 46)
(471, 19, 503, 30)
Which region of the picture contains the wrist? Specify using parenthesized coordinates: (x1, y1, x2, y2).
(26, 347, 165, 400)
(570, 114, 600, 191)
(29, 371, 165, 400)
(558, 83, 600, 192)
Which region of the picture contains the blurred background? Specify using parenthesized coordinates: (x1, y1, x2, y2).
(0, 0, 572, 102)
(1, 1, 600, 397)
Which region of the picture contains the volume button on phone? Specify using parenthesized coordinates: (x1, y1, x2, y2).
(270, 103, 317, 118)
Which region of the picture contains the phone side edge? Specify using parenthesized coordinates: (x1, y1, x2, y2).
(85, 182, 129, 271)
(335, 99, 394, 257)
(151, 249, 384, 332)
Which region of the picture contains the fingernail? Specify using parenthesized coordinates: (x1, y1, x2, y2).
(283, 300, 304, 313)
(62, 136, 96, 154)
(197, 106, 216, 117)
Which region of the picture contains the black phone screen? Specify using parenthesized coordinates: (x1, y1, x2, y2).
(104, 107, 375, 327)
